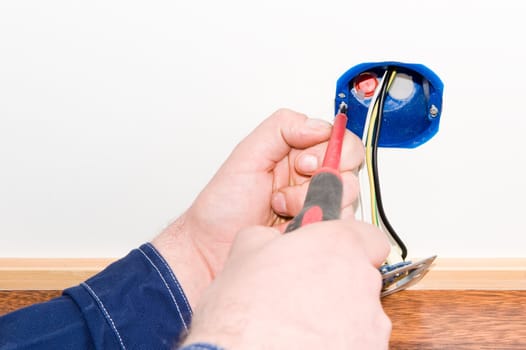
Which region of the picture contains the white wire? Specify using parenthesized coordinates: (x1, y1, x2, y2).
(357, 164, 371, 222)
(361, 70, 405, 264)
(356, 71, 388, 224)
(361, 70, 389, 141)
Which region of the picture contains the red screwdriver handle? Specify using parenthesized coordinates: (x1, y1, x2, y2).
(284, 171, 343, 233)
(321, 112, 348, 170)
(284, 112, 347, 233)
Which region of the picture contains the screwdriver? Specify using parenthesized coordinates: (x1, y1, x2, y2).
(285, 103, 348, 233)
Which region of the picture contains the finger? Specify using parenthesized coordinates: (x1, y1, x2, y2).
(340, 171, 360, 212)
(295, 130, 364, 176)
(227, 109, 332, 172)
(349, 220, 391, 268)
(341, 131, 365, 171)
(296, 219, 390, 267)
(340, 205, 356, 220)
(271, 171, 360, 218)
(270, 181, 308, 218)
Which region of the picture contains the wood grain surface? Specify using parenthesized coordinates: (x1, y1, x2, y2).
(1, 290, 525, 348)
(0, 290, 61, 315)
(383, 290, 526, 349)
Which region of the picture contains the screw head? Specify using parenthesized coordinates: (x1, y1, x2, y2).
(429, 104, 439, 117)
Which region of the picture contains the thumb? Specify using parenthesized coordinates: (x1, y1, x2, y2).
(227, 109, 332, 171)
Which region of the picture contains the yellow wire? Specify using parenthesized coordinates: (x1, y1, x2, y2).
(366, 102, 379, 225)
(365, 70, 397, 226)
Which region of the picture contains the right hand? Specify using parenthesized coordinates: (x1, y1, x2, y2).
(182, 219, 392, 350)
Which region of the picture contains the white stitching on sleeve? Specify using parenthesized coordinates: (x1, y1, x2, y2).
(145, 243, 192, 315)
(138, 247, 189, 331)
(82, 282, 127, 350)
(184, 345, 224, 350)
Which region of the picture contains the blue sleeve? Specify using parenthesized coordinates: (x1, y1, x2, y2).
(0, 243, 194, 349)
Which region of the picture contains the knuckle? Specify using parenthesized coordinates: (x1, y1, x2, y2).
(271, 108, 290, 118)
(342, 172, 360, 203)
(351, 133, 365, 160)
(342, 130, 365, 163)
(355, 220, 391, 263)
(271, 108, 305, 121)
(378, 235, 391, 260)
(234, 226, 252, 242)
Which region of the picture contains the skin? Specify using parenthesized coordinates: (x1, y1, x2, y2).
(151, 108, 391, 348)
(152, 108, 365, 307)
(182, 220, 391, 349)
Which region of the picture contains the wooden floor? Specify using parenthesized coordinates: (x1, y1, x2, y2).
(383, 290, 526, 349)
(1, 290, 525, 349)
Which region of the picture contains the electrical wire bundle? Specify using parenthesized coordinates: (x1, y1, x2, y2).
(357, 67, 408, 263)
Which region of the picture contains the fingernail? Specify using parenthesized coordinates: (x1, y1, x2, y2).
(305, 118, 331, 130)
(271, 192, 287, 214)
(299, 154, 318, 172)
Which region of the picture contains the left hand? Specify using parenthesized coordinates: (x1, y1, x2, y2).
(152, 108, 364, 306)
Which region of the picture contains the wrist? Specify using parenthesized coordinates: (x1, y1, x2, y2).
(183, 318, 322, 350)
(151, 213, 214, 309)
(182, 298, 321, 350)
(181, 314, 244, 350)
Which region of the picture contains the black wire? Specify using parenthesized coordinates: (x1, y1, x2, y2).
(371, 68, 408, 260)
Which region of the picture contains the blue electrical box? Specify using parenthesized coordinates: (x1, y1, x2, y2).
(334, 61, 444, 148)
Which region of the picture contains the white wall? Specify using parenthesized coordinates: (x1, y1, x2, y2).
(1, 0, 524, 258)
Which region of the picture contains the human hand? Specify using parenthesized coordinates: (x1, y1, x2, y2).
(152, 109, 364, 306)
(182, 219, 391, 350)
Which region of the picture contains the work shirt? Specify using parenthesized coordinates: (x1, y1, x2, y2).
(0, 243, 222, 350)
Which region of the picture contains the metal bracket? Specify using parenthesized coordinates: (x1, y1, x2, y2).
(381, 255, 437, 297)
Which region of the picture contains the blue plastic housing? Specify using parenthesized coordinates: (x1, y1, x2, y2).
(334, 61, 444, 148)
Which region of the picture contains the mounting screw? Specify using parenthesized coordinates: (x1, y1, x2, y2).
(429, 104, 439, 118)
(338, 92, 346, 98)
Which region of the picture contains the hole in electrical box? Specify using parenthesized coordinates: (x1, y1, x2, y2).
(388, 73, 415, 101)
(353, 72, 378, 98)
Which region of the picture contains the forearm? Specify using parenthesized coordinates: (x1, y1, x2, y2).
(151, 212, 214, 310)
